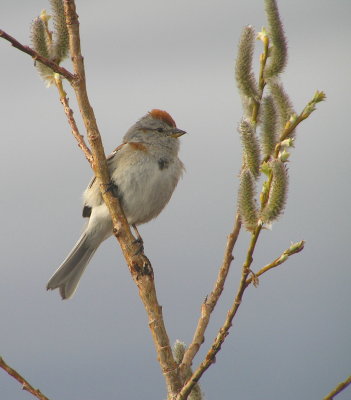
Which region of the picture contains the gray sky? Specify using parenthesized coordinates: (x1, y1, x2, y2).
(1, 1, 350, 399)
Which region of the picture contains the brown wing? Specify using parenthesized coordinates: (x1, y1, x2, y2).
(109, 143, 126, 158)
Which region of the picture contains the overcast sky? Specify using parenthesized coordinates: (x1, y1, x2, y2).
(1, 1, 351, 399)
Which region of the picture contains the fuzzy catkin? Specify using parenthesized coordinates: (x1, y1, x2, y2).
(239, 119, 261, 179)
(172, 341, 202, 400)
(235, 26, 259, 104)
(268, 79, 295, 137)
(30, 18, 55, 82)
(238, 169, 259, 231)
(261, 159, 288, 223)
(49, 0, 69, 62)
(264, 0, 288, 78)
(260, 95, 278, 158)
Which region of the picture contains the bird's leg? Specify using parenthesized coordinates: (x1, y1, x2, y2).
(132, 224, 144, 255)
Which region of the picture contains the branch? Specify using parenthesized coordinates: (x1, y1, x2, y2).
(245, 240, 304, 287)
(0, 357, 51, 400)
(323, 375, 351, 400)
(279, 91, 326, 142)
(180, 214, 241, 377)
(54, 75, 93, 164)
(177, 224, 263, 400)
(0, 29, 75, 83)
(62, 1, 182, 397)
(178, 238, 305, 399)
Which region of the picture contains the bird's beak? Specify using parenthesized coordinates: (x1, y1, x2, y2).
(170, 128, 187, 138)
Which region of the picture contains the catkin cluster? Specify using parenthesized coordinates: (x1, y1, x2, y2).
(30, 0, 69, 85)
(235, 0, 291, 231)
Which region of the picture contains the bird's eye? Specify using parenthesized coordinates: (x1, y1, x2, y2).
(156, 128, 164, 133)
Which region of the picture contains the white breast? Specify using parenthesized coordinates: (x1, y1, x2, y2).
(113, 151, 183, 225)
(83, 142, 184, 227)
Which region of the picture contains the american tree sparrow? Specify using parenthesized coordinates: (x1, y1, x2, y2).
(47, 109, 186, 299)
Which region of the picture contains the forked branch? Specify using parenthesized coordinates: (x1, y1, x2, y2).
(177, 225, 263, 400)
(0, 29, 74, 82)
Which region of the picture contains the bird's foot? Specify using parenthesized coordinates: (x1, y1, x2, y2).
(132, 224, 144, 255)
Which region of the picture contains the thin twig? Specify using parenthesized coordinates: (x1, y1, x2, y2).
(54, 76, 93, 164)
(180, 214, 241, 377)
(63, 1, 182, 397)
(0, 29, 75, 82)
(177, 224, 263, 400)
(245, 240, 304, 287)
(0, 357, 51, 400)
(323, 375, 351, 400)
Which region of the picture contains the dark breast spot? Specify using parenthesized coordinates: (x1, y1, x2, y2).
(82, 205, 92, 218)
(158, 158, 169, 170)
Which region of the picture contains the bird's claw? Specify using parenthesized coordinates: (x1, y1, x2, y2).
(133, 237, 144, 255)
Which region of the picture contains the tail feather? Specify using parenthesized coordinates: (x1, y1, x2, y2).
(47, 233, 97, 299)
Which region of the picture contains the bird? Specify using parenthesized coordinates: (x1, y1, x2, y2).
(47, 109, 186, 299)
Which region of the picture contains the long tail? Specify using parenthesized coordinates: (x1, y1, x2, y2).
(46, 233, 98, 299)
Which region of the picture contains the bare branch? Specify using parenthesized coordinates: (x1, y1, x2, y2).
(245, 240, 304, 287)
(180, 215, 241, 377)
(323, 375, 351, 400)
(54, 75, 93, 164)
(177, 224, 263, 400)
(0, 29, 75, 82)
(0, 357, 51, 400)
